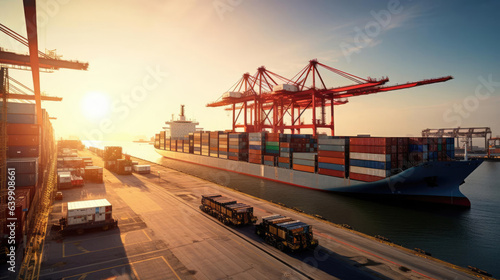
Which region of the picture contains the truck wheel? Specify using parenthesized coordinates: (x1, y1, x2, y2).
(265, 236, 271, 244)
(76, 229, 84, 235)
(277, 242, 285, 252)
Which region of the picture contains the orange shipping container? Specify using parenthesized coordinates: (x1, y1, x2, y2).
(292, 164, 315, 173)
(278, 157, 290, 163)
(280, 142, 290, 148)
(7, 124, 39, 135)
(318, 157, 345, 165)
(263, 155, 275, 161)
(249, 149, 263, 155)
(8, 135, 39, 146)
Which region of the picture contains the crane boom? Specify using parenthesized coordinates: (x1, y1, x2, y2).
(207, 59, 454, 135)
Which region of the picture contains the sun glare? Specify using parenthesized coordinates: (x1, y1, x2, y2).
(81, 91, 110, 120)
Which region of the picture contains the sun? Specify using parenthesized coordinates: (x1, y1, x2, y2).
(81, 91, 110, 120)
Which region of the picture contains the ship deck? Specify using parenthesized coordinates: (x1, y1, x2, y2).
(37, 149, 482, 280)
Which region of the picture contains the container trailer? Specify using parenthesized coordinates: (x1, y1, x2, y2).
(56, 199, 118, 234)
(255, 214, 319, 251)
(200, 194, 257, 225)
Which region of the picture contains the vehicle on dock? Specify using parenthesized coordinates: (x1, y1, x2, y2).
(56, 199, 118, 234)
(55, 191, 63, 200)
(255, 214, 319, 251)
(200, 194, 257, 225)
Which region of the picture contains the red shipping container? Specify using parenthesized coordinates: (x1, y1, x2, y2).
(7, 135, 39, 146)
(7, 124, 39, 135)
(229, 148, 239, 153)
(16, 186, 35, 204)
(318, 168, 344, 178)
(280, 142, 290, 148)
(350, 145, 392, 154)
(350, 172, 385, 182)
(318, 151, 345, 158)
(292, 164, 315, 173)
(16, 189, 31, 210)
(350, 137, 395, 146)
(318, 157, 345, 165)
(267, 133, 280, 138)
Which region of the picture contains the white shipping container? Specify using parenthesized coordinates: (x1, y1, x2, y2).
(350, 166, 390, 178)
(222, 92, 242, 98)
(95, 213, 106, 222)
(350, 152, 391, 162)
(317, 138, 347, 145)
(58, 172, 72, 183)
(273, 84, 298, 92)
(67, 199, 112, 218)
(133, 165, 151, 173)
(124, 166, 132, 172)
(292, 152, 317, 161)
(67, 215, 88, 225)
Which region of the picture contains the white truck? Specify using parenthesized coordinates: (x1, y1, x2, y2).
(57, 199, 118, 234)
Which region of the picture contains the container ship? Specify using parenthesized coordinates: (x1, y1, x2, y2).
(153, 60, 483, 207)
(154, 106, 482, 208)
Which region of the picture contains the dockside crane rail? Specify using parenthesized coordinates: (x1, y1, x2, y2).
(207, 59, 453, 136)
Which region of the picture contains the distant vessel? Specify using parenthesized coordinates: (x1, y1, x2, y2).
(154, 106, 482, 208)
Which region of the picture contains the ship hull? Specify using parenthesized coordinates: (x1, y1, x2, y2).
(155, 148, 482, 207)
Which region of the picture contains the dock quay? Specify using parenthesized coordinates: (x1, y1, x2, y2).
(37, 149, 484, 280)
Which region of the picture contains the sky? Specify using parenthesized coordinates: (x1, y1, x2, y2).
(1, 0, 499, 143)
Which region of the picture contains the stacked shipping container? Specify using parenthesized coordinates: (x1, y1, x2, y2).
(153, 127, 458, 183)
(349, 138, 393, 182)
(248, 132, 265, 164)
(193, 132, 201, 154)
(317, 137, 348, 178)
(229, 132, 248, 161)
(278, 135, 292, 169)
(209, 131, 220, 158)
(202, 132, 210, 156)
(264, 133, 280, 166)
(218, 133, 229, 159)
(2, 102, 59, 245)
(292, 152, 317, 173)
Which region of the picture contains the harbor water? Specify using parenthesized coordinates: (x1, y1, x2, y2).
(86, 141, 500, 277)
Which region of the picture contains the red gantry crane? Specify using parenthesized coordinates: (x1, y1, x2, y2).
(207, 59, 452, 136)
